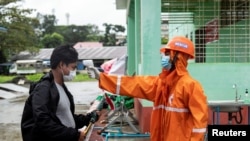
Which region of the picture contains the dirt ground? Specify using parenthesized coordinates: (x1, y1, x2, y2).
(0, 123, 22, 141)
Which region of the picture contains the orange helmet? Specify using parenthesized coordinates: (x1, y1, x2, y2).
(160, 36, 195, 59)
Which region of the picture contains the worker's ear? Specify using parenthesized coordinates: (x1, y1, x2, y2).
(184, 53, 190, 60)
(170, 50, 175, 61)
(178, 52, 189, 61)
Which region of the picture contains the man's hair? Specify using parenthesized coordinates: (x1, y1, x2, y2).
(50, 44, 78, 69)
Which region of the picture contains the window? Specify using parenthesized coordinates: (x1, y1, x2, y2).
(220, 0, 249, 27)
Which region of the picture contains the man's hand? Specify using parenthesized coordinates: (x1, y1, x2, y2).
(87, 66, 100, 80)
(87, 110, 100, 123)
(78, 126, 86, 141)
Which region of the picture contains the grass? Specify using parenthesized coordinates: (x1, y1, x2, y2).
(0, 73, 95, 83)
(0, 75, 15, 83)
(73, 73, 96, 82)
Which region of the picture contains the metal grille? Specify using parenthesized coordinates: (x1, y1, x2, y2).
(161, 0, 250, 63)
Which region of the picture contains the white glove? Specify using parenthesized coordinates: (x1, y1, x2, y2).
(87, 66, 100, 80)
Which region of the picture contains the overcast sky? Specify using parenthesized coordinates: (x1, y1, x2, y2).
(21, 0, 127, 31)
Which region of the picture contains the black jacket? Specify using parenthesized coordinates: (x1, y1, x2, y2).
(21, 72, 91, 141)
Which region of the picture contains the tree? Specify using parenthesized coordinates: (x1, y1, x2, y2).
(101, 23, 125, 46)
(85, 24, 102, 41)
(0, 0, 40, 62)
(112, 24, 126, 33)
(41, 32, 64, 48)
(55, 24, 102, 44)
(37, 13, 57, 36)
(161, 37, 168, 44)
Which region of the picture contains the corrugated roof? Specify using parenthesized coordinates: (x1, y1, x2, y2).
(34, 46, 127, 60)
(73, 42, 103, 48)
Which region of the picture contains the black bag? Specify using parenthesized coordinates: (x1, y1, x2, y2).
(21, 73, 51, 141)
(28, 73, 51, 95)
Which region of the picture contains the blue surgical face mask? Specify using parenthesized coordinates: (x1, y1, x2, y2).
(161, 55, 172, 70)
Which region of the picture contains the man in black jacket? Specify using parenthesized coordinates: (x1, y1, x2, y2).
(21, 44, 98, 141)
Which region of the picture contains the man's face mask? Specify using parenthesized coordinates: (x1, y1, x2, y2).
(63, 69, 76, 81)
(161, 54, 172, 70)
(61, 64, 77, 81)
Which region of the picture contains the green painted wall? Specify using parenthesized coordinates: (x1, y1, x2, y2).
(135, 0, 141, 75)
(126, 0, 161, 107)
(127, 0, 161, 75)
(188, 63, 250, 101)
(127, 0, 136, 76)
(140, 0, 161, 75)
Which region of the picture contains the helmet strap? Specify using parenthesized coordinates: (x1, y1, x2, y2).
(170, 52, 179, 71)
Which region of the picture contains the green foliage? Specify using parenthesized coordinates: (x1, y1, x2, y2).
(39, 14, 57, 35)
(25, 73, 44, 82)
(0, 0, 40, 62)
(161, 37, 168, 44)
(73, 73, 96, 82)
(41, 32, 64, 48)
(101, 23, 125, 46)
(26, 73, 94, 82)
(0, 73, 94, 83)
(55, 24, 101, 44)
(0, 50, 7, 63)
(0, 75, 15, 83)
(112, 24, 126, 33)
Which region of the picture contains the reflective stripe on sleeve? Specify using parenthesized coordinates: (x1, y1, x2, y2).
(116, 75, 121, 94)
(192, 128, 207, 133)
(153, 105, 189, 113)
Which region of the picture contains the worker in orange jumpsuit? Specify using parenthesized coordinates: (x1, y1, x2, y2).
(87, 36, 208, 141)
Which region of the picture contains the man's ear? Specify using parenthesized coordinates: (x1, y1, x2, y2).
(59, 61, 64, 69)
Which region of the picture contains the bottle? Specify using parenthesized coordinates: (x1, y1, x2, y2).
(244, 89, 249, 103)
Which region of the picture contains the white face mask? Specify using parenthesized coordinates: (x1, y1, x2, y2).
(63, 70, 76, 81)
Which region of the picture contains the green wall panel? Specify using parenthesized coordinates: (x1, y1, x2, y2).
(188, 63, 250, 101)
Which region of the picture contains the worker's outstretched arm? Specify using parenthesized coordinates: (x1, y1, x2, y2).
(87, 66, 160, 101)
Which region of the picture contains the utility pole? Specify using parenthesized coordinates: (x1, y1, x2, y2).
(66, 13, 70, 25)
(52, 8, 55, 15)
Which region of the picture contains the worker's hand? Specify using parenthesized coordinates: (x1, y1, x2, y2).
(78, 126, 86, 141)
(87, 66, 100, 80)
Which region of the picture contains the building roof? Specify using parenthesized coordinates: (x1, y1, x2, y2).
(34, 46, 127, 60)
(73, 42, 103, 48)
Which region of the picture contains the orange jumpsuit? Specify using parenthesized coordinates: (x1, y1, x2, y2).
(99, 55, 208, 141)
